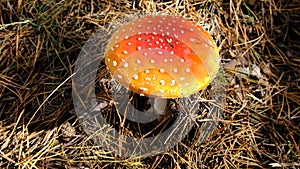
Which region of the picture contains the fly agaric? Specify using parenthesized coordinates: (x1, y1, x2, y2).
(105, 15, 220, 98)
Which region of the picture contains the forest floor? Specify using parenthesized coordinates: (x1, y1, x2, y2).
(0, 0, 299, 168)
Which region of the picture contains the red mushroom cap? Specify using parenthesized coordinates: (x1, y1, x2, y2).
(105, 15, 220, 98)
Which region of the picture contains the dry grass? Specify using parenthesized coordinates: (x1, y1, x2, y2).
(0, 0, 299, 168)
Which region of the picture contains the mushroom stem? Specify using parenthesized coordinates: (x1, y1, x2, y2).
(153, 98, 168, 115)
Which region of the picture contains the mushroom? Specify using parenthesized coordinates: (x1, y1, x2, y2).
(105, 15, 220, 113)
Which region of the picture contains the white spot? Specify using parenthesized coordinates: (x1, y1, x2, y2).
(170, 80, 176, 86)
(204, 44, 208, 48)
(113, 61, 117, 67)
(180, 59, 185, 62)
(180, 77, 185, 81)
(132, 74, 138, 80)
(115, 36, 119, 39)
(122, 29, 126, 32)
(172, 28, 176, 31)
(169, 59, 173, 62)
(137, 37, 142, 41)
(159, 38, 164, 42)
(123, 62, 128, 68)
(145, 77, 151, 81)
(163, 59, 168, 63)
(110, 47, 114, 51)
(167, 23, 172, 26)
(174, 34, 179, 38)
(189, 38, 195, 42)
(128, 42, 132, 46)
(166, 38, 172, 43)
(157, 51, 163, 55)
(137, 46, 142, 51)
(144, 52, 148, 56)
(170, 51, 174, 55)
(173, 68, 178, 73)
(139, 87, 148, 91)
(159, 89, 164, 93)
(185, 68, 191, 73)
(117, 75, 122, 79)
(159, 69, 165, 73)
(145, 69, 150, 74)
(159, 80, 165, 85)
(136, 59, 141, 65)
(138, 25, 142, 28)
(122, 50, 128, 55)
(147, 27, 151, 30)
(153, 32, 157, 35)
(156, 41, 159, 44)
(157, 25, 161, 28)
(107, 58, 111, 62)
(166, 32, 170, 35)
(190, 28, 194, 32)
(150, 59, 155, 63)
(115, 44, 119, 48)
(185, 83, 190, 86)
(148, 20, 152, 24)
(124, 36, 129, 40)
